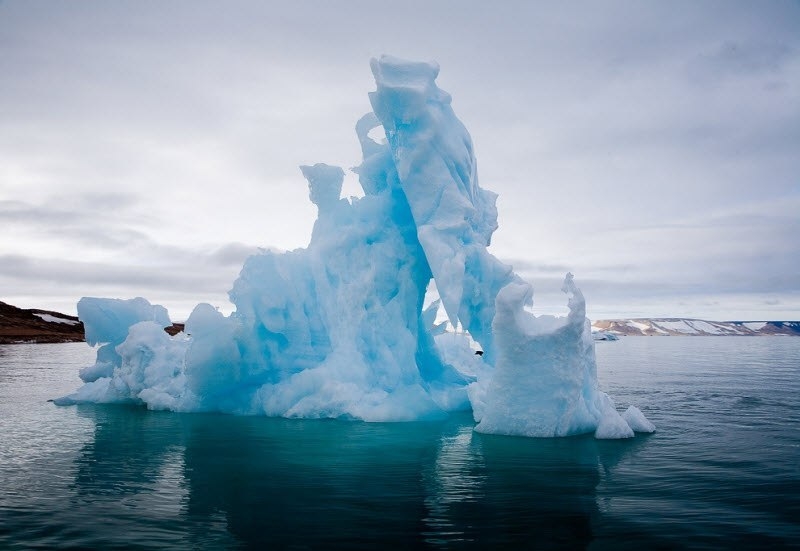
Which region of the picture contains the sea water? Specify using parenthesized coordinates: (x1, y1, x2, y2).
(0, 337, 798, 549)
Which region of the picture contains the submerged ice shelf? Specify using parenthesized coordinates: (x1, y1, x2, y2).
(56, 56, 653, 439)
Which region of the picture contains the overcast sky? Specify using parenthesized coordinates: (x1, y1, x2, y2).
(1, 0, 798, 321)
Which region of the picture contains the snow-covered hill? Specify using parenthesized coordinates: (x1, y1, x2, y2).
(591, 319, 800, 337)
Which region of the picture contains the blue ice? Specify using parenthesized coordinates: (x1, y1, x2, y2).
(56, 56, 653, 439)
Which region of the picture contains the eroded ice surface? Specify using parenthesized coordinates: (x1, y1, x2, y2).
(56, 56, 653, 439)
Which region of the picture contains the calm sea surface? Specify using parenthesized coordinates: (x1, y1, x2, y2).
(0, 337, 798, 549)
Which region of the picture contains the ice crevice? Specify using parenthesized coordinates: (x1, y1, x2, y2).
(55, 55, 654, 439)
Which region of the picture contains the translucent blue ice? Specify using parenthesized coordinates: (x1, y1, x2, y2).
(57, 56, 653, 438)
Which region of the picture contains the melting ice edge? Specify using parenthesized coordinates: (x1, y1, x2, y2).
(56, 56, 654, 439)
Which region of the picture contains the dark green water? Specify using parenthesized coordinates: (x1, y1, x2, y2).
(1, 338, 798, 549)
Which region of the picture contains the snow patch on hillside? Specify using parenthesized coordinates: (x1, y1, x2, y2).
(33, 313, 80, 326)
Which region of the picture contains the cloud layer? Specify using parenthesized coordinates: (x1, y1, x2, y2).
(1, 1, 798, 320)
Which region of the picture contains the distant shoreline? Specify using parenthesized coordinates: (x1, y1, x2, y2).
(1, 300, 797, 344)
(592, 318, 800, 337)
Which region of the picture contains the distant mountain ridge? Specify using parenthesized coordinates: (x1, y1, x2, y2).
(592, 318, 800, 337)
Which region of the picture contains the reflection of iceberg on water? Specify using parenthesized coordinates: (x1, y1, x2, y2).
(56, 56, 654, 439)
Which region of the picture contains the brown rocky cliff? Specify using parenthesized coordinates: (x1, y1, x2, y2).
(0, 301, 85, 344)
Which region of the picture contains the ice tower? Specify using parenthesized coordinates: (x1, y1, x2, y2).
(56, 56, 654, 439)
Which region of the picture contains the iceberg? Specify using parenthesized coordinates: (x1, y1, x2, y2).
(56, 56, 653, 438)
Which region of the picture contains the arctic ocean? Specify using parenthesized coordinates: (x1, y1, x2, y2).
(1, 337, 798, 549)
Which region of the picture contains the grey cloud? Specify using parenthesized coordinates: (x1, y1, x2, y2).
(504, 258, 639, 278)
(526, 274, 800, 320)
(0, 199, 82, 224)
(0, 254, 217, 289)
(208, 242, 264, 266)
(0, 196, 152, 249)
(67, 192, 142, 211)
(573, 116, 799, 161)
(0, 242, 262, 320)
(1, 0, 798, 321)
(499, 258, 572, 274)
(0, 194, 140, 221)
(50, 227, 152, 251)
(0, 236, 270, 286)
(686, 41, 794, 83)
